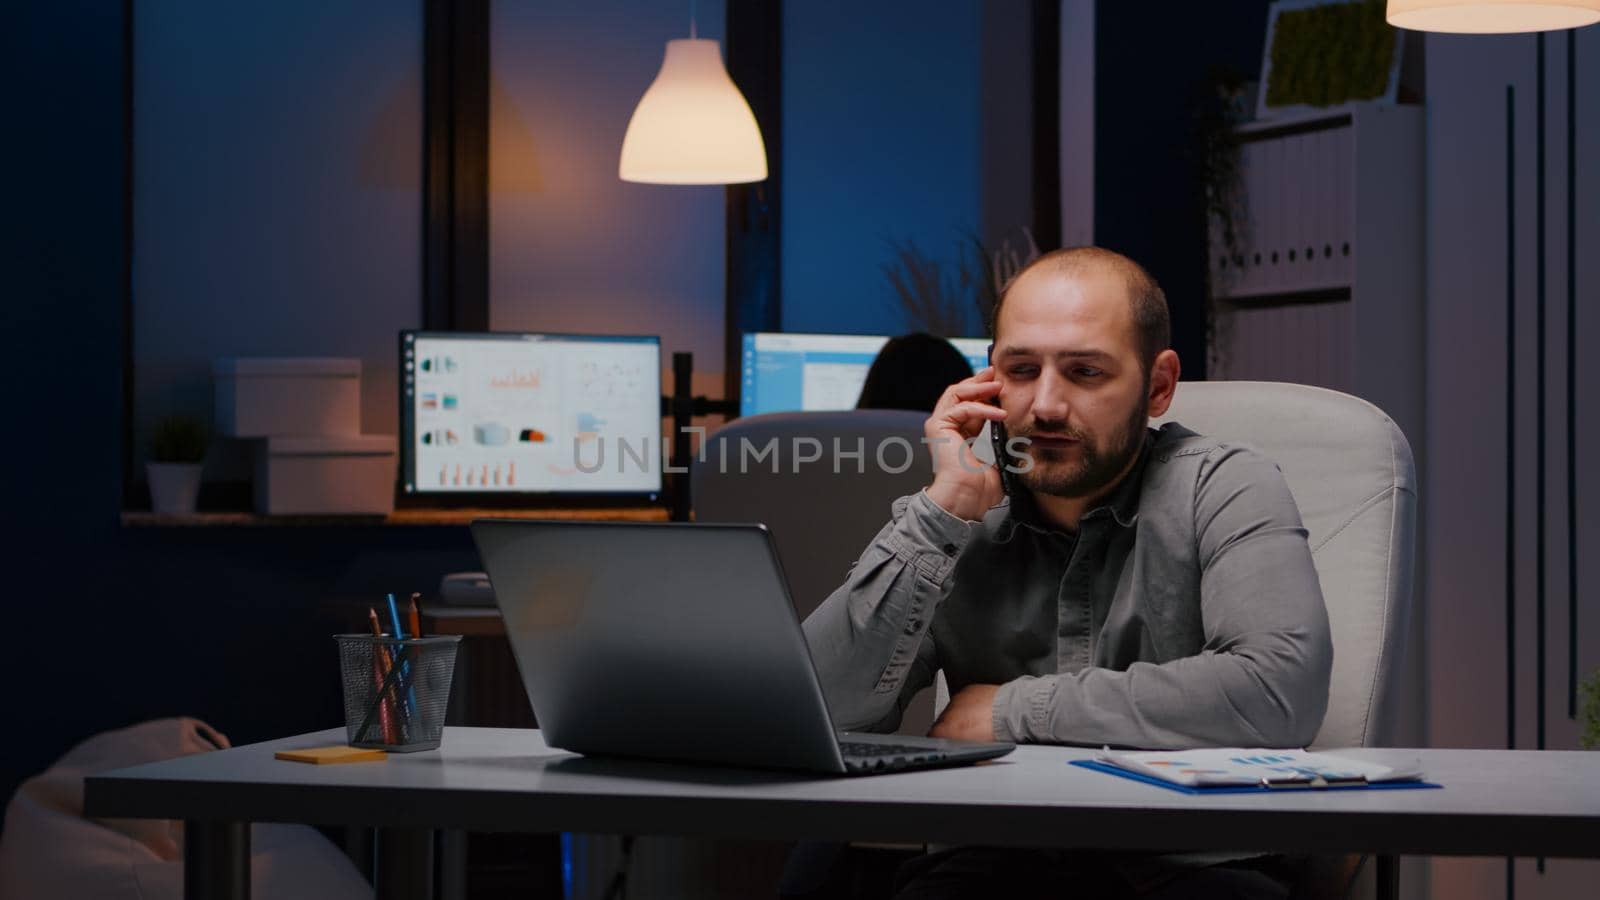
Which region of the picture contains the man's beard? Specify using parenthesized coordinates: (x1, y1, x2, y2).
(1015, 396, 1149, 500)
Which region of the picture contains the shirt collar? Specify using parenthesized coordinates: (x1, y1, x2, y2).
(992, 429, 1151, 542)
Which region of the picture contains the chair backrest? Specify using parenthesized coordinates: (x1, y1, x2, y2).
(1154, 381, 1416, 748)
(691, 410, 932, 623)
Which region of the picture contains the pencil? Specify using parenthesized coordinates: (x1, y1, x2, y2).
(366, 607, 399, 743)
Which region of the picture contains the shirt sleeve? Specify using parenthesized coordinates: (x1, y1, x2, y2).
(991, 444, 1334, 749)
(802, 490, 974, 732)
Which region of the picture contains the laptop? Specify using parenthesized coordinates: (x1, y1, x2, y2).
(470, 519, 1015, 775)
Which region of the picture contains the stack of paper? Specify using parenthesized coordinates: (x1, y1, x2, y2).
(1095, 748, 1424, 788)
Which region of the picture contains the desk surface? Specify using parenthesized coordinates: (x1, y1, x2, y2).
(84, 728, 1600, 859)
(120, 506, 668, 528)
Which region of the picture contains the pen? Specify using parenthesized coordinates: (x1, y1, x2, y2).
(409, 593, 423, 641)
(387, 592, 406, 640)
(387, 593, 420, 727)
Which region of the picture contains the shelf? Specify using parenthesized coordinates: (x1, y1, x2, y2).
(418, 603, 506, 636)
(120, 506, 670, 528)
(1234, 108, 1354, 142)
(1218, 286, 1353, 307)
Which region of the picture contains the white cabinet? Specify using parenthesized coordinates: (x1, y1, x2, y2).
(1209, 101, 1425, 450)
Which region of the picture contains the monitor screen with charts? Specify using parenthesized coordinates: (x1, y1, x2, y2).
(740, 332, 990, 416)
(401, 331, 662, 498)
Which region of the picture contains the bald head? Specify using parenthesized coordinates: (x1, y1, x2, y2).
(991, 247, 1170, 372)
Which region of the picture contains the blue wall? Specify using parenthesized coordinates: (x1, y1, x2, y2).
(3, 1, 468, 804)
(5, 0, 128, 799)
(2, 0, 1007, 800)
(1092, 0, 1270, 380)
(781, 0, 987, 338)
(134, 0, 422, 477)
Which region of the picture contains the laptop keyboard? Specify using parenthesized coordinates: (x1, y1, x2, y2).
(839, 741, 943, 758)
(838, 741, 949, 773)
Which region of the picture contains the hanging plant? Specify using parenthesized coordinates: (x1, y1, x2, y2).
(1582, 668, 1600, 751)
(1192, 66, 1252, 375)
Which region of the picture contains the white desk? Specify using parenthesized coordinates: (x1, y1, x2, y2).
(84, 727, 1600, 899)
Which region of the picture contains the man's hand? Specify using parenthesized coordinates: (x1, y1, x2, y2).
(927, 683, 999, 742)
(923, 367, 1006, 522)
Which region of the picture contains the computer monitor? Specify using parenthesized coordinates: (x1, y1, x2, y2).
(400, 331, 662, 499)
(739, 332, 990, 417)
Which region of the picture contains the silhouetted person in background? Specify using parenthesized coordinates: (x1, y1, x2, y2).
(855, 333, 974, 413)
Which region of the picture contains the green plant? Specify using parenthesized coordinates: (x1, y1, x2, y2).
(149, 415, 209, 464)
(1581, 668, 1600, 751)
(1265, 0, 1396, 110)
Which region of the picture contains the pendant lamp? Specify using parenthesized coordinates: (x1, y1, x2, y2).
(1387, 0, 1600, 32)
(619, 30, 768, 185)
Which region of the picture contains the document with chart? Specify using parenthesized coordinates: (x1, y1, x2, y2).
(1075, 748, 1434, 792)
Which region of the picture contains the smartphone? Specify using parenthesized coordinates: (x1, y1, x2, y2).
(987, 344, 1015, 499)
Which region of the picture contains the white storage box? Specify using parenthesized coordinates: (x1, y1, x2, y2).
(254, 435, 396, 515)
(214, 357, 361, 437)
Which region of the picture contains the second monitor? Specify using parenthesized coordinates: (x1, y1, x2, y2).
(741, 332, 989, 417)
(401, 330, 662, 500)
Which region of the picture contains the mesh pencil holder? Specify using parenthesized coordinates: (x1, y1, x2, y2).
(335, 634, 462, 752)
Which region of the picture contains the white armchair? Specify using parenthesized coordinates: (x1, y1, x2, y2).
(1152, 380, 1417, 750)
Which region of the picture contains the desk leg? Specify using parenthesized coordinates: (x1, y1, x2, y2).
(185, 820, 250, 900)
(344, 827, 374, 881)
(375, 827, 435, 900)
(437, 829, 466, 900)
(1375, 854, 1399, 900)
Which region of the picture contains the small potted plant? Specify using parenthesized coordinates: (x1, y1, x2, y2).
(147, 415, 209, 514)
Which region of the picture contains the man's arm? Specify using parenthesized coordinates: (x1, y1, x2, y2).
(802, 491, 969, 731)
(990, 444, 1334, 749)
(804, 367, 1006, 732)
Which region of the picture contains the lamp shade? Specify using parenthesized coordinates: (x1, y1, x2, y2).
(1387, 0, 1600, 32)
(619, 38, 768, 185)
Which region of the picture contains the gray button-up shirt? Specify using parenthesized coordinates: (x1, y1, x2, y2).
(803, 422, 1333, 749)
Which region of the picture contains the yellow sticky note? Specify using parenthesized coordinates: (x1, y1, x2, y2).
(274, 745, 388, 765)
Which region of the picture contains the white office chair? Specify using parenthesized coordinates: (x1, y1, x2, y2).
(1152, 380, 1417, 900)
(923, 381, 1417, 750)
(1151, 380, 1417, 750)
(704, 388, 1417, 898)
(924, 381, 1417, 899)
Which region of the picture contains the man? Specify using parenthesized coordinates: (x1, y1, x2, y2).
(801, 247, 1333, 897)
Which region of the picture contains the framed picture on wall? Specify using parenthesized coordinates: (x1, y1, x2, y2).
(1256, 0, 1408, 121)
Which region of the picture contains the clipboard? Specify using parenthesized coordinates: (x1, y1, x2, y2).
(1070, 759, 1442, 795)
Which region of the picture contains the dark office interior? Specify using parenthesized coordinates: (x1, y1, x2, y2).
(5, 2, 1599, 899)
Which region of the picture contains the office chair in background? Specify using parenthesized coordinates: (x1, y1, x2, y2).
(692, 409, 938, 734)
